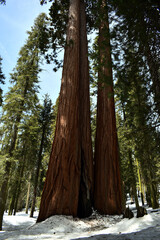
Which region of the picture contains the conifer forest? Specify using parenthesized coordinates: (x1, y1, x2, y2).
(0, 0, 160, 233)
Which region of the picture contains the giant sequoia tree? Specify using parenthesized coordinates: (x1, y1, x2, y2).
(94, 0, 122, 214)
(37, 0, 93, 222)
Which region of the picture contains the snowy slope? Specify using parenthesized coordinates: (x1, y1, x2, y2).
(0, 209, 160, 240)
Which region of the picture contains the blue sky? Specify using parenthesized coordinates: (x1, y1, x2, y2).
(0, 0, 62, 104)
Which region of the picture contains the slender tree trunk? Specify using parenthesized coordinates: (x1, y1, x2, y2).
(8, 186, 18, 216)
(141, 153, 159, 209)
(25, 173, 31, 214)
(13, 159, 25, 215)
(0, 80, 29, 230)
(128, 152, 147, 217)
(146, 185, 152, 207)
(150, 183, 159, 209)
(6, 150, 26, 216)
(94, 0, 122, 215)
(0, 122, 19, 227)
(30, 127, 45, 217)
(0, 161, 11, 230)
(148, 170, 159, 209)
(128, 151, 139, 210)
(136, 158, 145, 206)
(8, 198, 14, 215)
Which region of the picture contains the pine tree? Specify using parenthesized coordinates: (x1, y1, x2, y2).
(101, 0, 160, 212)
(0, 13, 48, 230)
(7, 106, 41, 215)
(0, 56, 5, 105)
(115, 43, 160, 212)
(30, 94, 53, 217)
(111, 0, 160, 115)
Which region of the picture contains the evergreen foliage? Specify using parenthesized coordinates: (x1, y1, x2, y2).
(0, 56, 5, 105)
(30, 94, 54, 217)
(0, 0, 6, 5)
(0, 13, 53, 230)
(111, 0, 160, 209)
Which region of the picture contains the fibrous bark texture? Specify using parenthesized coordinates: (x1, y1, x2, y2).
(77, 0, 93, 218)
(94, 1, 122, 215)
(37, 0, 93, 222)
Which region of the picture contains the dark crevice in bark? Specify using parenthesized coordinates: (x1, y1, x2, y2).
(37, 0, 81, 222)
(37, 0, 93, 222)
(77, 148, 92, 218)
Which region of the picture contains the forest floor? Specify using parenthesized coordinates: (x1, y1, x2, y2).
(0, 201, 160, 240)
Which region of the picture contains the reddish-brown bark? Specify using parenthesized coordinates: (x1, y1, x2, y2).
(37, 0, 93, 222)
(77, 0, 93, 217)
(94, 1, 122, 215)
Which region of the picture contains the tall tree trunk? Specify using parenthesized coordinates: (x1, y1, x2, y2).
(148, 169, 159, 209)
(8, 198, 14, 216)
(7, 153, 25, 216)
(30, 127, 45, 217)
(128, 151, 139, 210)
(0, 79, 29, 230)
(37, 0, 93, 222)
(77, 0, 93, 218)
(37, 0, 81, 222)
(0, 119, 20, 228)
(0, 161, 11, 230)
(136, 158, 145, 206)
(94, 0, 122, 215)
(25, 173, 31, 214)
(13, 159, 25, 215)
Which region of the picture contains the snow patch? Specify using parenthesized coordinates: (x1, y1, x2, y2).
(0, 209, 160, 240)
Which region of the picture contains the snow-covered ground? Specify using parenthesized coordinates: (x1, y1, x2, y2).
(0, 206, 160, 240)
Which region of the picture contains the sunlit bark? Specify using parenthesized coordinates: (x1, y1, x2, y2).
(37, 0, 93, 222)
(78, 0, 93, 217)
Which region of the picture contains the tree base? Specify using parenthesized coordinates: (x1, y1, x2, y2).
(137, 206, 147, 218)
(123, 207, 134, 219)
